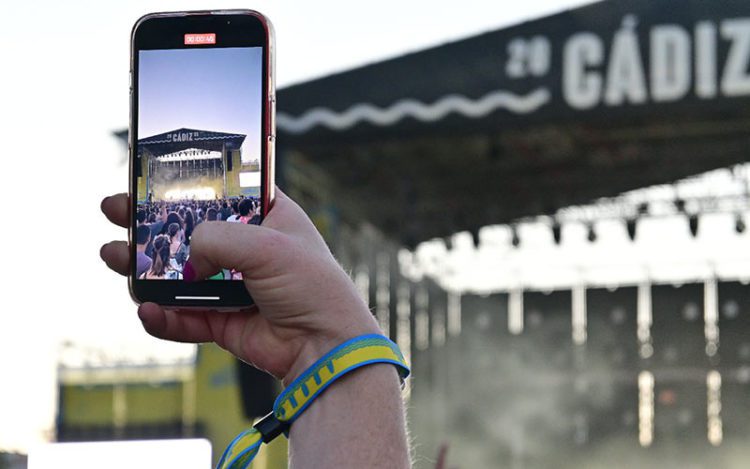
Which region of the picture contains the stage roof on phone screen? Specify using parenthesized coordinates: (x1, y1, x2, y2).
(138, 128, 246, 157)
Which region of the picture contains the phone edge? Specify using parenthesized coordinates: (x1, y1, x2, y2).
(127, 10, 276, 312)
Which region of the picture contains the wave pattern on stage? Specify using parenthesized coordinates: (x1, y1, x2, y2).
(277, 87, 551, 134)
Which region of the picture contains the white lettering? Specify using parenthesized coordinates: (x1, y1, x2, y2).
(721, 18, 750, 96)
(563, 32, 604, 109)
(506, 36, 552, 78)
(695, 21, 718, 98)
(605, 15, 648, 106)
(528, 36, 552, 77)
(506, 38, 527, 78)
(545, 15, 750, 111)
(651, 25, 691, 102)
(169, 132, 195, 143)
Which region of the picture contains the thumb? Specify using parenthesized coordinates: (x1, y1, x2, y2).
(184, 221, 295, 282)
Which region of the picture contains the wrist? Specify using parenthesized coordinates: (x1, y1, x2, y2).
(218, 333, 410, 469)
(283, 317, 383, 387)
(288, 363, 410, 469)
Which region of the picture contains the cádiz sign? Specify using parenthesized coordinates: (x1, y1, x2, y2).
(165, 131, 198, 142)
(557, 16, 750, 110)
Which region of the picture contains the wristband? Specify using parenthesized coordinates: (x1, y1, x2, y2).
(216, 334, 410, 469)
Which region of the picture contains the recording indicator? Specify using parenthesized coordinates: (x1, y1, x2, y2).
(184, 33, 216, 45)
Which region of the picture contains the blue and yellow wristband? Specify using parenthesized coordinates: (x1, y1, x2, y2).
(216, 334, 410, 469)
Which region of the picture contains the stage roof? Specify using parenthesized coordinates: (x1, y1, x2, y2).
(137, 128, 246, 157)
(276, 0, 750, 247)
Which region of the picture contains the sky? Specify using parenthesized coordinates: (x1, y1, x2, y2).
(0, 0, 600, 454)
(138, 47, 262, 161)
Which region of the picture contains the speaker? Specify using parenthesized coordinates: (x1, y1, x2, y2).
(226, 150, 233, 171)
(236, 359, 276, 419)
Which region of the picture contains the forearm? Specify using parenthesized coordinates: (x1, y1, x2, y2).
(287, 363, 411, 469)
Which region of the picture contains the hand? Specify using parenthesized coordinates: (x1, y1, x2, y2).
(100, 189, 381, 384)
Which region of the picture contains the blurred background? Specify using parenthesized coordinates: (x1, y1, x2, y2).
(2, 0, 750, 468)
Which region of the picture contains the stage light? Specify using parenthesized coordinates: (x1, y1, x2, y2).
(511, 225, 520, 247)
(552, 220, 562, 245)
(637, 202, 649, 215)
(689, 214, 699, 238)
(675, 198, 686, 213)
(736, 214, 745, 233)
(626, 218, 637, 241)
(470, 228, 481, 249)
(587, 223, 597, 242)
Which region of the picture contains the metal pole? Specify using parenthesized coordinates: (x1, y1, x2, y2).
(222, 143, 228, 198)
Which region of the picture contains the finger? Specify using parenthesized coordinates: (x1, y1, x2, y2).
(137, 302, 218, 343)
(435, 443, 449, 469)
(271, 186, 289, 203)
(262, 187, 327, 242)
(100, 240, 129, 276)
(186, 221, 296, 281)
(101, 193, 129, 229)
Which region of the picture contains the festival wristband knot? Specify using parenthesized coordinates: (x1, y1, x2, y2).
(216, 334, 410, 469)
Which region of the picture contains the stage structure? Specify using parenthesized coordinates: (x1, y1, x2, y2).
(277, 0, 750, 248)
(271, 1, 750, 465)
(136, 128, 257, 201)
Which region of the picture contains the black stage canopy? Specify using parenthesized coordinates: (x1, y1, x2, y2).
(138, 128, 246, 157)
(276, 0, 750, 247)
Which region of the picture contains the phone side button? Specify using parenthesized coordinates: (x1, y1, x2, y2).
(269, 94, 276, 130)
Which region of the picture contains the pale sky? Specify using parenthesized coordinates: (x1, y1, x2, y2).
(0, 0, 601, 453)
(138, 47, 262, 161)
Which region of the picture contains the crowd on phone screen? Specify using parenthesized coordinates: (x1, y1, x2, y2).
(135, 196, 261, 280)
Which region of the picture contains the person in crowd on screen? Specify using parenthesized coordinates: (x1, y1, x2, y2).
(238, 198, 254, 224)
(145, 204, 164, 235)
(142, 234, 175, 279)
(161, 212, 183, 235)
(135, 225, 152, 279)
(167, 221, 187, 268)
(184, 209, 195, 247)
(142, 204, 166, 258)
(220, 201, 232, 221)
(136, 210, 147, 226)
(206, 207, 218, 221)
(226, 201, 241, 222)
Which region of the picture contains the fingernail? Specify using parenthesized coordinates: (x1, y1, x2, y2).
(183, 261, 196, 282)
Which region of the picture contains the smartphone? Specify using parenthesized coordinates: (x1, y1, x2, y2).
(129, 10, 275, 310)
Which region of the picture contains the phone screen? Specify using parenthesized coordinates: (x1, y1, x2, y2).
(130, 12, 272, 306)
(136, 46, 263, 281)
